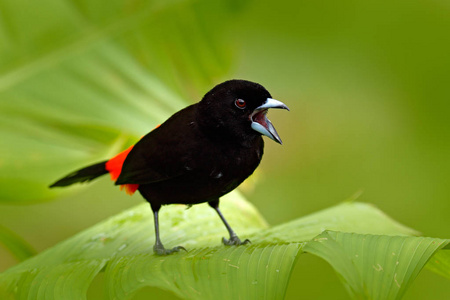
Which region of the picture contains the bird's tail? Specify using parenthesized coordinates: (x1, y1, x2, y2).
(49, 144, 139, 195)
(49, 161, 108, 187)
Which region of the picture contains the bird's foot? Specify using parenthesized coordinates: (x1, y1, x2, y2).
(222, 235, 251, 246)
(153, 244, 187, 256)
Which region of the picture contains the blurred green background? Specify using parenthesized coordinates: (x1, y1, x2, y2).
(1, 0, 449, 299)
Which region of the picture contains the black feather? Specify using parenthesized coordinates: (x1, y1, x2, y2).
(49, 161, 108, 187)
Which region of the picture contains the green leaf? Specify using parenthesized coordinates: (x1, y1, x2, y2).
(2, 199, 441, 300)
(426, 246, 450, 280)
(250, 202, 420, 243)
(106, 244, 302, 300)
(0, 0, 247, 204)
(0, 225, 36, 262)
(303, 231, 449, 300)
(0, 193, 269, 299)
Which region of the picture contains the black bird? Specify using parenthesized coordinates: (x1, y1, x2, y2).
(50, 80, 289, 255)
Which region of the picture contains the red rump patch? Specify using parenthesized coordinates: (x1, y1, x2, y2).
(120, 183, 139, 195)
(105, 145, 139, 195)
(105, 146, 133, 181)
(105, 126, 160, 196)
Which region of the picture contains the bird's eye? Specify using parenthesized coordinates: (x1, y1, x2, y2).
(235, 99, 246, 109)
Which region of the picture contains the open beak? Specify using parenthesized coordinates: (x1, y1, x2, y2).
(250, 98, 290, 144)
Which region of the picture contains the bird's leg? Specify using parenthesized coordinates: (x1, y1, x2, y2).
(208, 199, 251, 246)
(151, 204, 186, 255)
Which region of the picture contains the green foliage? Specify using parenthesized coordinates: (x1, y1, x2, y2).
(1, 0, 449, 299)
(0, 0, 245, 204)
(304, 232, 449, 300)
(1, 197, 448, 299)
(0, 225, 36, 262)
(426, 247, 450, 280)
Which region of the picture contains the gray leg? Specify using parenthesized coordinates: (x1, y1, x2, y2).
(208, 199, 250, 246)
(151, 204, 186, 255)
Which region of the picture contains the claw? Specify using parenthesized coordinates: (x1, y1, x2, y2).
(222, 236, 251, 246)
(153, 244, 187, 256)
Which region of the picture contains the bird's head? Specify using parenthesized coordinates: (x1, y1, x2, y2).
(198, 80, 289, 145)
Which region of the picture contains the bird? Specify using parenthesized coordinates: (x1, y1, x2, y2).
(49, 79, 289, 255)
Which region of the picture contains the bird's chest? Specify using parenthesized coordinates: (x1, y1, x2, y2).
(194, 142, 263, 186)
(149, 138, 264, 205)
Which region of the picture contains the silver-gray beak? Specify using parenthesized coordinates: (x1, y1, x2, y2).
(250, 98, 289, 144)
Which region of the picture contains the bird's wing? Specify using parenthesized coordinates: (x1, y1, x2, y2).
(115, 106, 199, 185)
(115, 133, 191, 185)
